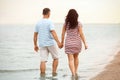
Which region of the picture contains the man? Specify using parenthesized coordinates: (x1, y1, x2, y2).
(33, 8, 61, 76)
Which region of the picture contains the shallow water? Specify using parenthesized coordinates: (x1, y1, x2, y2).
(0, 24, 120, 80)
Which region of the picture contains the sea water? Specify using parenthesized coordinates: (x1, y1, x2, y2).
(0, 24, 120, 80)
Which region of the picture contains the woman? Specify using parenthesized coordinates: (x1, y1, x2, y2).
(61, 9, 88, 76)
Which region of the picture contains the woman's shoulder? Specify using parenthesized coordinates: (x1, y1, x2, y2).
(63, 23, 68, 28)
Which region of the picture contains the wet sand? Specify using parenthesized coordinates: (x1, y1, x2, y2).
(91, 51, 120, 80)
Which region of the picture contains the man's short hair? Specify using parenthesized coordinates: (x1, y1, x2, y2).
(43, 8, 50, 15)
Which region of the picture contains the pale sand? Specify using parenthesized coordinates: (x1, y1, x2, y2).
(91, 51, 120, 80)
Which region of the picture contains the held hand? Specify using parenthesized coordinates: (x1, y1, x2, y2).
(59, 43, 63, 48)
(57, 42, 63, 49)
(34, 46, 39, 52)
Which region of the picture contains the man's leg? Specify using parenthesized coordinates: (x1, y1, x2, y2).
(40, 61, 46, 74)
(48, 45, 59, 75)
(52, 59, 58, 74)
(39, 47, 49, 76)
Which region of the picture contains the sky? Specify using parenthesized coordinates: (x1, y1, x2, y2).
(0, 0, 120, 24)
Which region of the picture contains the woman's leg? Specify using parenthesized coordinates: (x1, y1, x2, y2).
(73, 53, 79, 74)
(67, 54, 75, 76)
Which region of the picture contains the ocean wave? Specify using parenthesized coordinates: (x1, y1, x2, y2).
(0, 68, 39, 73)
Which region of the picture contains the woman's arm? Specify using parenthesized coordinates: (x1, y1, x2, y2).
(78, 26, 88, 49)
(61, 25, 66, 47)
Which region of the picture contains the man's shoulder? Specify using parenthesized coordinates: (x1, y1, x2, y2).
(36, 19, 54, 28)
(38, 19, 53, 23)
(46, 19, 53, 24)
(36, 19, 42, 24)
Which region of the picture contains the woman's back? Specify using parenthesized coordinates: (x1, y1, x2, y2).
(65, 23, 82, 54)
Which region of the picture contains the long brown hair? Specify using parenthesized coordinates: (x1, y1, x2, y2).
(65, 9, 78, 29)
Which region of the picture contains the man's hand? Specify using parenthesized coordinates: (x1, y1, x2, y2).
(34, 46, 39, 52)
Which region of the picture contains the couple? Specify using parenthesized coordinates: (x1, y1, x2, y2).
(33, 8, 88, 77)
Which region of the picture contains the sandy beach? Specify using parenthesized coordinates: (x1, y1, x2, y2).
(91, 51, 120, 80)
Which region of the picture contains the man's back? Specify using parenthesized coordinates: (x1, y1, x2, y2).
(35, 19, 55, 47)
(33, 8, 61, 76)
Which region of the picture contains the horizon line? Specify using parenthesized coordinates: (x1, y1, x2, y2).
(0, 23, 120, 25)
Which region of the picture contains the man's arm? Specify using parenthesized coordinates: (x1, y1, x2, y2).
(33, 32, 39, 52)
(51, 30, 62, 48)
